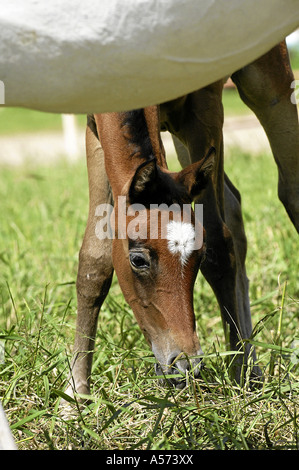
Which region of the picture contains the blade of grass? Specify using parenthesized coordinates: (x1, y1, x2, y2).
(10, 410, 48, 430)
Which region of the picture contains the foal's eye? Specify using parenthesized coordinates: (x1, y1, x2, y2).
(129, 252, 150, 271)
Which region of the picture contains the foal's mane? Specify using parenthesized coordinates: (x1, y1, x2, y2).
(121, 109, 154, 161)
(121, 110, 191, 207)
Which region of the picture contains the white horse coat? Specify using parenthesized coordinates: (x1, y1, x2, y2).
(0, 0, 298, 113)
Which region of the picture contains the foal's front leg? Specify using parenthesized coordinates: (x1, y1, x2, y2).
(199, 182, 260, 383)
(66, 116, 114, 399)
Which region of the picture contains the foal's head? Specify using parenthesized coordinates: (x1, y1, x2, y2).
(112, 149, 215, 387)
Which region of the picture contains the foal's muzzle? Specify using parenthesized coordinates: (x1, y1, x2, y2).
(155, 352, 203, 389)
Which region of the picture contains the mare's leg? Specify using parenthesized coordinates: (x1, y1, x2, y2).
(232, 41, 299, 233)
(169, 85, 260, 381)
(66, 115, 114, 398)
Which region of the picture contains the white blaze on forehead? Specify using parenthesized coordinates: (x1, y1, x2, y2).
(166, 220, 195, 265)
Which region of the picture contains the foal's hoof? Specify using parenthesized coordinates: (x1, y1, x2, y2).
(58, 383, 92, 418)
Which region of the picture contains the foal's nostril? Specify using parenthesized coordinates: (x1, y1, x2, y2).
(167, 353, 202, 378)
(168, 354, 180, 368)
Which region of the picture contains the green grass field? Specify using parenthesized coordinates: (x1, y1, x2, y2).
(0, 89, 298, 450)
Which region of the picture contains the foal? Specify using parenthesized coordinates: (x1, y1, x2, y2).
(68, 41, 299, 397)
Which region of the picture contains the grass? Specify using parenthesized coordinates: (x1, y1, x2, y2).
(0, 107, 87, 135)
(0, 136, 298, 450)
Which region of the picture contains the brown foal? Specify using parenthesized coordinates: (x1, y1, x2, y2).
(67, 41, 299, 396)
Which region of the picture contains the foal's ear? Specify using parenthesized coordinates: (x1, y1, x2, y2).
(128, 157, 157, 203)
(175, 147, 215, 199)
